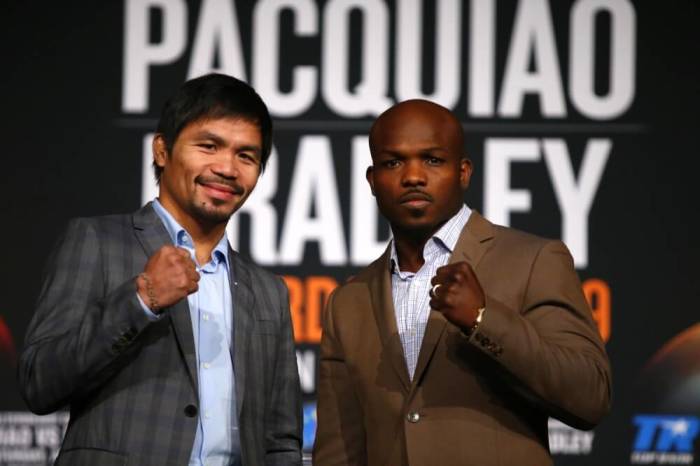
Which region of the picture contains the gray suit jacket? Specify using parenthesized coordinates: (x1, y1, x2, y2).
(18, 203, 302, 466)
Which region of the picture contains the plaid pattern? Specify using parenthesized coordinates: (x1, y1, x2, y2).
(390, 205, 471, 378)
(18, 203, 301, 466)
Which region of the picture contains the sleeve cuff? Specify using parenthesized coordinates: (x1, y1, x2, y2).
(136, 293, 162, 321)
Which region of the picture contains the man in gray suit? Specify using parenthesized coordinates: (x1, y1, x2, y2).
(18, 74, 302, 466)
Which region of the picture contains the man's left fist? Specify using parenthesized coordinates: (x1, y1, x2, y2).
(429, 261, 486, 329)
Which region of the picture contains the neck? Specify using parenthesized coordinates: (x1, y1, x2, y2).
(391, 204, 463, 272)
(185, 221, 227, 266)
(392, 226, 438, 273)
(158, 198, 227, 265)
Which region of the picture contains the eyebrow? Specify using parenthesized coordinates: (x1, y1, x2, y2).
(194, 131, 262, 156)
(194, 130, 227, 146)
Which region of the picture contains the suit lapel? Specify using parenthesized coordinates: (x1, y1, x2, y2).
(368, 247, 412, 393)
(451, 210, 496, 268)
(230, 252, 255, 416)
(411, 313, 448, 388)
(411, 211, 496, 387)
(132, 203, 199, 394)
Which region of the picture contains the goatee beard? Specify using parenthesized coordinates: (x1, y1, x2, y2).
(190, 175, 247, 225)
(189, 200, 237, 225)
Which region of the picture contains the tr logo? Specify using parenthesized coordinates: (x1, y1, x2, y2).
(633, 415, 699, 453)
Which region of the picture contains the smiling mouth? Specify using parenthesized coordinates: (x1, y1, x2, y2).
(195, 175, 245, 201)
(199, 182, 243, 201)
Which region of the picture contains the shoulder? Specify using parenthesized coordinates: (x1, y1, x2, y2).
(90, 212, 134, 235)
(84, 204, 163, 243)
(349, 254, 386, 285)
(488, 223, 574, 270)
(54, 212, 133, 247)
(464, 211, 573, 269)
(325, 258, 383, 313)
(492, 223, 551, 250)
(466, 209, 560, 254)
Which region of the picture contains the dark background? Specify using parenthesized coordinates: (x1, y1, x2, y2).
(1, 1, 698, 464)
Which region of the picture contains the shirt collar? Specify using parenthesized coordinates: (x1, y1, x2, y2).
(390, 204, 472, 274)
(151, 199, 229, 266)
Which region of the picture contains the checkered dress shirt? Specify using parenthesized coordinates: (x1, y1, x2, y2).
(390, 204, 471, 379)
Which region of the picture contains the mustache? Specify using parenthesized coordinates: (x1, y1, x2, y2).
(399, 189, 433, 203)
(195, 175, 245, 195)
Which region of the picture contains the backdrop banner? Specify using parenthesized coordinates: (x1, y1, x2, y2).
(1, 1, 698, 465)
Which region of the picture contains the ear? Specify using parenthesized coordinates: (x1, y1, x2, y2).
(460, 157, 473, 190)
(152, 134, 169, 170)
(366, 166, 376, 196)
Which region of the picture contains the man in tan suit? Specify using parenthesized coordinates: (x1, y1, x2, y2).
(313, 100, 611, 466)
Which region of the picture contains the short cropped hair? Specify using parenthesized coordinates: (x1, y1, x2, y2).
(153, 73, 273, 181)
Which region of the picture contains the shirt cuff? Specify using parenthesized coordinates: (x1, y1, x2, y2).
(136, 293, 162, 321)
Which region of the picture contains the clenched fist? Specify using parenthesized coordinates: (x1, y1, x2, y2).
(429, 261, 485, 329)
(136, 245, 200, 312)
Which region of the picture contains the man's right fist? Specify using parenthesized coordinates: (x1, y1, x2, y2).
(137, 245, 200, 312)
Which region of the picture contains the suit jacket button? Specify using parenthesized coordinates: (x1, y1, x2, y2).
(406, 412, 420, 423)
(184, 404, 198, 417)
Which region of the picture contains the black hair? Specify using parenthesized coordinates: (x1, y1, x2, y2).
(153, 73, 273, 181)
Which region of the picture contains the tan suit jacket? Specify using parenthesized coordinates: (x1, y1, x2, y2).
(313, 212, 611, 466)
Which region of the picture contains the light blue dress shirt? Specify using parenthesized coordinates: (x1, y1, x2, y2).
(389, 204, 471, 379)
(140, 199, 241, 466)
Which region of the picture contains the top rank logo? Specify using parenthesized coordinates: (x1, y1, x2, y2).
(631, 415, 699, 465)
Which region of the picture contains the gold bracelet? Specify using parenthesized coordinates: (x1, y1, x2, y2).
(464, 307, 486, 337)
(139, 273, 160, 311)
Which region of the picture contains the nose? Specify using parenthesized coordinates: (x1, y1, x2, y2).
(401, 159, 427, 187)
(211, 155, 239, 179)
